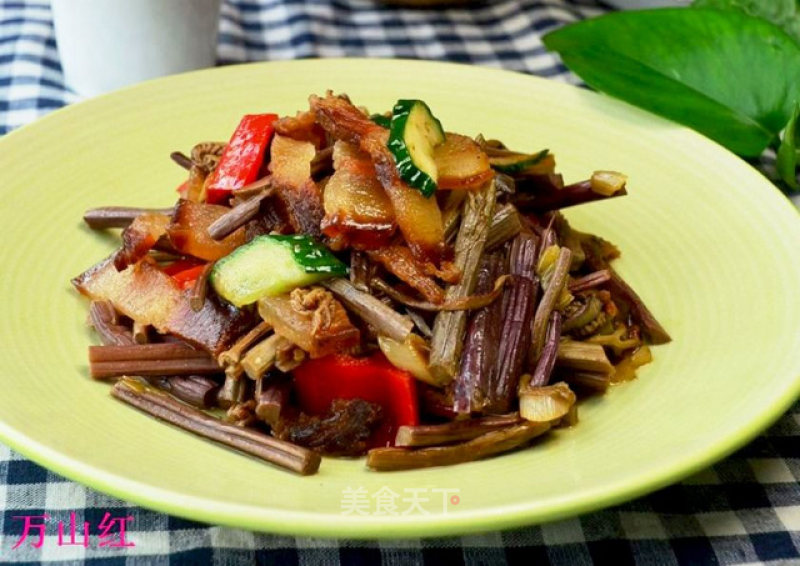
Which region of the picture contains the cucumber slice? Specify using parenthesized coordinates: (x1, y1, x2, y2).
(387, 99, 446, 197)
(489, 149, 550, 175)
(370, 113, 391, 128)
(210, 235, 347, 307)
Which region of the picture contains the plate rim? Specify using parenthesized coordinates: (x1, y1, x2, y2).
(3, 379, 800, 539)
(1, 57, 799, 539)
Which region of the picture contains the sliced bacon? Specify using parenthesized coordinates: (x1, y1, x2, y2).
(167, 200, 245, 261)
(422, 260, 461, 285)
(274, 110, 327, 148)
(321, 141, 396, 249)
(113, 213, 171, 271)
(310, 93, 445, 264)
(73, 256, 254, 357)
(434, 133, 493, 190)
(368, 246, 446, 304)
(269, 134, 324, 237)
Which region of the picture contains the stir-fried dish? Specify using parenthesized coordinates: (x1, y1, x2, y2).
(73, 93, 670, 475)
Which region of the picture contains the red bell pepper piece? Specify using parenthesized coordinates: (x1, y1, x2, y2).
(161, 259, 206, 289)
(170, 264, 207, 290)
(292, 353, 419, 447)
(205, 113, 279, 205)
(161, 258, 203, 276)
(175, 180, 189, 199)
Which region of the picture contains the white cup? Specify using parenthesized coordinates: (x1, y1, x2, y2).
(51, 0, 222, 97)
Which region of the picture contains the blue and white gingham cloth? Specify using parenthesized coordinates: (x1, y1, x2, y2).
(2, 1, 800, 564)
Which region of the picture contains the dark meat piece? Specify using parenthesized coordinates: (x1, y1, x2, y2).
(167, 199, 245, 261)
(114, 213, 171, 270)
(274, 110, 327, 147)
(257, 286, 361, 359)
(321, 141, 397, 249)
(278, 398, 383, 457)
(367, 246, 445, 304)
(72, 255, 255, 357)
(245, 196, 292, 239)
(169, 292, 257, 358)
(269, 134, 324, 237)
(310, 93, 445, 263)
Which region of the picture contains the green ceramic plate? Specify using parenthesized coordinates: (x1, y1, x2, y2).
(1, 59, 799, 539)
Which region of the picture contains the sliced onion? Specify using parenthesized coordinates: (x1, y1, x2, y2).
(611, 345, 652, 383)
(590, 171, 627, 196)
(519, 382, 576, 423)
(557, 404, 579, 428)
(587, 323, 641, 356)
(378, 334, 437, 385)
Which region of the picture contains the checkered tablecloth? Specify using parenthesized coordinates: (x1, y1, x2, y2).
(2, 1, 800, 564)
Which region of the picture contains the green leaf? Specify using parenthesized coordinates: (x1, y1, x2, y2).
(693, 0, 800, 45)
(543, 9, 800, 157)
(776, 102, 799, 191)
